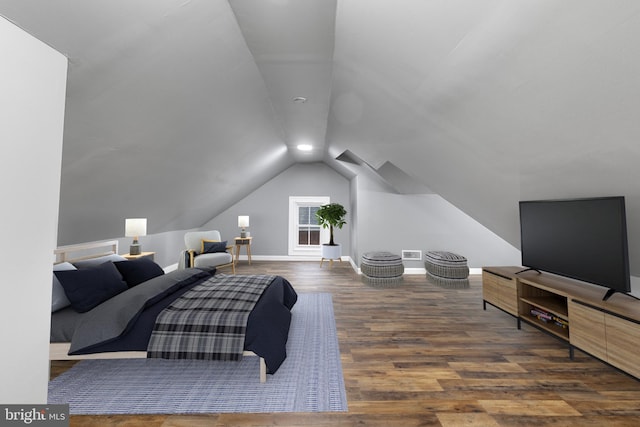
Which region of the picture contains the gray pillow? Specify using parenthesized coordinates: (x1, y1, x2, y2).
(52, 262, 76, 312)
(72, 253, 127, 269)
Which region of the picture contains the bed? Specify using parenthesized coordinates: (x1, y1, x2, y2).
(50, 241, 297, 382)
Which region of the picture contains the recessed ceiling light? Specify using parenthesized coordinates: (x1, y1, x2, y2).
(293, 96, 307, 104)
(297, 144, 313, 151)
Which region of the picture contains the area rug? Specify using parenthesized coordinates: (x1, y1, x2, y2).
(48, 293, 347, 414)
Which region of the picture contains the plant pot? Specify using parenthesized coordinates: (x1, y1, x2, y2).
(321, 243, 342, 260)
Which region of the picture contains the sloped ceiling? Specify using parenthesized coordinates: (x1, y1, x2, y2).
(2, 1, 640, 274)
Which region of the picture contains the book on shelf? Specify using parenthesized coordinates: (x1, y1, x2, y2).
(531, 308, 552, 320)
(530, 307, 568, 328)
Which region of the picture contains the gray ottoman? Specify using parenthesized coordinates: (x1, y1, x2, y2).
(361, 251, 404, 286)
(424, 251, 469, 288)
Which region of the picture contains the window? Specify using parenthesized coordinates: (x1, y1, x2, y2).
(298, 205, 321, 246)
(288, 196, 330, 256)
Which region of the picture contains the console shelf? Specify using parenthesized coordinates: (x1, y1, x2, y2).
(520, 296, 568, 320)
(519, 287, 569, 341)
(482, 266, 640, 380)
(522, 314, 569, 340)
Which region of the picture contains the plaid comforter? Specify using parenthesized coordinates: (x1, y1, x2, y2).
(147, 273, 277, 361)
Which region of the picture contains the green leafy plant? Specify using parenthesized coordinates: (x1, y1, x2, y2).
(315, 203, 347, 246)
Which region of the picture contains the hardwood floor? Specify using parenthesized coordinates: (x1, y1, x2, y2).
(51, 261, 640, 426)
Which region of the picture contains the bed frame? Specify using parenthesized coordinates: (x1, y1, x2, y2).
(51, 240, 267, 382)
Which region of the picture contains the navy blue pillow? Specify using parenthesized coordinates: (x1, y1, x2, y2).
(202, 240, 228, 254)
(54, 261, 128, 313)
(114, 258, 165, 288)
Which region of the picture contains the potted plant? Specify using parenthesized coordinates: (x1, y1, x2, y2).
(316, 202, 347, 261)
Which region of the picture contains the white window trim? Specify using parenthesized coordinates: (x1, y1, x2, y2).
(288, 196, 330, 256)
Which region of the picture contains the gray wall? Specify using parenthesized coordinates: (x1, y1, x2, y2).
(353, 167, 520, 269)
(201, 162, 351, 257)
(348, 176, 359, 263)
(144, 160, 520, 270)
(105, 163, 351, 267)
(115, 229, 188, 268)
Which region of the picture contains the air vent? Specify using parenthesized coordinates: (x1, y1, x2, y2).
(402, 250, 422, 261)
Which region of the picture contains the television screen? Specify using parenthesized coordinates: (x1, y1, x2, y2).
(519, 196, 630, 295)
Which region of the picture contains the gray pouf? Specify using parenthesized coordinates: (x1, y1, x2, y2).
(424, 251, 469, 288)
(361, 251, 404, 286)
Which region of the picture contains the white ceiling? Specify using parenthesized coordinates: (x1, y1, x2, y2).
(3, 0, 640, 273)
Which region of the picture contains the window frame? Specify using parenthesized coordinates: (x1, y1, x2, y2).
(288, 196, 330, 256)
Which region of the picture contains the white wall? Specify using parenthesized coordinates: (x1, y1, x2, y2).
(0, 17, 67, 403)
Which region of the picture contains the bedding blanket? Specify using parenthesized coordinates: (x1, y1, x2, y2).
(148, 274, 277, 361)
(59, 268, 297, 374)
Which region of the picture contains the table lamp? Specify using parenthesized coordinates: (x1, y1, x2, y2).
(125, 218, 147, 255)
(238, 215, 250, 238)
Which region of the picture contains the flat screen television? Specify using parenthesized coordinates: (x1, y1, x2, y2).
(519, 196, 631, 300)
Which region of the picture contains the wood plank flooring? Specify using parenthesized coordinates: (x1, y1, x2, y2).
(51, 261, 640, 426)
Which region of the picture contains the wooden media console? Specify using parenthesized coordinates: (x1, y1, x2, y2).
(483, 266, 640, 379)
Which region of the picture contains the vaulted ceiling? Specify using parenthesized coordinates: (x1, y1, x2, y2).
(3, 0, 640, 268)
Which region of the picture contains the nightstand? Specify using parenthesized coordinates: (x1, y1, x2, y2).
(122, 251, 155, 261)
(234, 237, 252, 265)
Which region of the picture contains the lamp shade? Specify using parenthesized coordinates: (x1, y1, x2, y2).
(125, 218, 147, 237)
(238, 216, 250, 228)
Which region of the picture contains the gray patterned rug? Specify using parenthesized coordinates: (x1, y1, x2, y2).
(48, 293, 347, 414)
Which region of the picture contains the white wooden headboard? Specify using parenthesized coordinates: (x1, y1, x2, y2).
(53, 240, 119, 264)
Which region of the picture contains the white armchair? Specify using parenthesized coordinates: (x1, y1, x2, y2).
(178, 230, 235, 273)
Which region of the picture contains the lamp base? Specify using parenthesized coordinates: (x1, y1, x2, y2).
(240, 231, 247, 238)
(129, 244, 141, 255)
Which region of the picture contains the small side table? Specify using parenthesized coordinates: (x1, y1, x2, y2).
(122, 252, 155, 261)
(234, 237, 252, 265)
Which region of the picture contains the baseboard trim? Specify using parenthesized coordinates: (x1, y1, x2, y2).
(166, 257, 481, 276)
(164, 263, 178, 273)
(242, 255, 337, 262)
